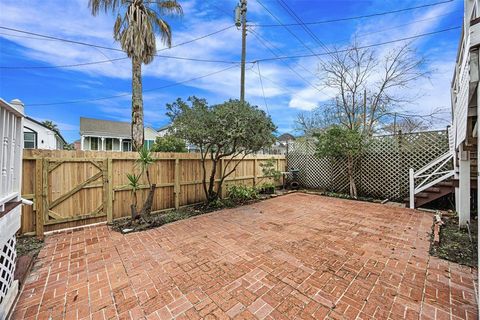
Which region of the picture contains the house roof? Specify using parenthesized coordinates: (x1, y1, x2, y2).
(277, 133, 295, 141)
(26, 116, 67, 144)
(80, 117, 131, 138)
(157, 124, 171, 132)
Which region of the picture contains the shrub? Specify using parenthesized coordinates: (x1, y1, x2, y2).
(259, 182, 276, 194)
(227, 185, 258, 202)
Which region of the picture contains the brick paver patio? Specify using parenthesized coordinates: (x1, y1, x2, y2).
(12, 193, 478, 320)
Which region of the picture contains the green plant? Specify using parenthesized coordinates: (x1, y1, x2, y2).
(315, 125, 369, 198)
(126, 147, 157, 220)
(258, 158, 281, 184)
(151, 135, 187, 152)
(126, 173, 141, 219)
(227, 185, 258, 202)
(259, 182, 276, 194)
(167, 97, 276, 204)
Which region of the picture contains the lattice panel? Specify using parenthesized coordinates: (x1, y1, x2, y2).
(287, 131, 449, 201)
(0, 236, 16, 306)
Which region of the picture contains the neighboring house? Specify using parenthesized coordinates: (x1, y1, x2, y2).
(79, 117, 159, 151)
(259, 133, 296, 155)
(157, 124, 171, 137)
(449, 0, 479, 226)
(73, 139, 81, 150)
(23, 116, 66, 150)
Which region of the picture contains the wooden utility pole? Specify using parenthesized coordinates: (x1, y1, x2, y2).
(236, 0, 247, 102)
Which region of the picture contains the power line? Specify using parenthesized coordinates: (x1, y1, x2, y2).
(250, 0, 455, 27)
(256, 0, 326, 63)
(0, 57, 128, 69)
(256, 62, 269, 114)
(0, 25, 240, 67)
(0, 26, 461, 67)
(27, 65, 239, 106)
(253, 26, 461, 62)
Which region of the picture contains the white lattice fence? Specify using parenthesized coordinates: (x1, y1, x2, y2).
(287, 130, 449, 200)
(0, 237, 16, 305)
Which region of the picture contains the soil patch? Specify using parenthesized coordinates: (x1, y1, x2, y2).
(16, 236, 44, 257)
(430, 215, 478, 267)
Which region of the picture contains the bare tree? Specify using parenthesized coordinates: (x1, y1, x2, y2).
(317, 42, 429, 136)
(309, 41, 430, 198)
(382, 117, 428, 134)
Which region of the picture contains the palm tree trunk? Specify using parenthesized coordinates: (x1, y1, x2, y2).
(131, 57, 144, 151)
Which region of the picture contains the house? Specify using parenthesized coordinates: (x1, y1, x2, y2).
(79, 117, 160, 151)
(23, 116, 66, 150)
(449, 0, 479, 226)
(258, 133, 296, 155)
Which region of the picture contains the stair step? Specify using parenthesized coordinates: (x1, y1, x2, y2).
(425, 187, 441, 193)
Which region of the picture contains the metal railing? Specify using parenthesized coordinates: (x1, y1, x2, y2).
(409, 151, 454, 209)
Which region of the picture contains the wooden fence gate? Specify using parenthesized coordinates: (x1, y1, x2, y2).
(38, 158, 109, 232)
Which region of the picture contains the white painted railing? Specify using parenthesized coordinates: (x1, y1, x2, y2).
(409, 151, 454, 209)
(0, 98, 25, 319)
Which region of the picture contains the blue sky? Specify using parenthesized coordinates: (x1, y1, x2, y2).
(0, 0, 462, 143)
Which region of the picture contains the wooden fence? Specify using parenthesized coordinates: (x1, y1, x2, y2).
(20, 150, 286, 236)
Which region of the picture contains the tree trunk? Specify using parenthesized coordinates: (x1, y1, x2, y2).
(139, 184, 156, 216)
(347, 156, 357, 198)
(131, 57, 144, 151)
(131, 204, 138, 220)
(207, 160, 218, 203)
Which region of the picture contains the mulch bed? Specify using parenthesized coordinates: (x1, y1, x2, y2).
(430, 215, 478, 267)
(110, 190, 296, 234)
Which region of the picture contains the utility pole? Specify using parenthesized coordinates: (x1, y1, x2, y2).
(235, 0, 247, 102)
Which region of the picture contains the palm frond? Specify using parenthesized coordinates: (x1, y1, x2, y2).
(154, 0, 183, 16)
(126, 173, 141, 191)
(88, 0, 123, 15)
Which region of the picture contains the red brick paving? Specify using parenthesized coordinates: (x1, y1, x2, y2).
(12, 193, 478, 319)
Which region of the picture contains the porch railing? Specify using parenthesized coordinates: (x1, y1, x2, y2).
(409, 151, 454, 209)
(0, 99, 25, 319)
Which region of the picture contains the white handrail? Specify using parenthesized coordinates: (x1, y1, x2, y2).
(409, 151, 454, 209)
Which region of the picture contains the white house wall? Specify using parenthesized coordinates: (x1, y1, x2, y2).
(24, 118, 62, 150)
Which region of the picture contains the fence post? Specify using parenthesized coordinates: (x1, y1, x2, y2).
(106, 158, 113, 223)
(409, 168, 415, 209)
(220, 158, 226, 198)
(253, 158, 257, 187)
(34, 158, 44, 238)
(174, 158, 180, 209)
(42, 158, 49, 226)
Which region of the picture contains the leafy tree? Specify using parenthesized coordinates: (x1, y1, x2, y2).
(314, 126, 368, 198)
(167, 97, 276, 203)
(63, 143, 75, 150)
(151, 135, 187, 152)
(89, 0, 183, 151)
(41, 120, 58, 132)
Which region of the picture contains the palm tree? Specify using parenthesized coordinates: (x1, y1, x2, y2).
(41, 120, 59, 132)
(89, 0, 183, 151)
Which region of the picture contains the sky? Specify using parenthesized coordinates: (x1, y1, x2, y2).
(0, 0, 463, 143)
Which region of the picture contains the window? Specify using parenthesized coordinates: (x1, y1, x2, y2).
(145, 140, 154, 150)
(24, 132, 36, 149)
(122, 140, 132, 152)
(105, 138, 113, 151)
(90, 137, 99, 150)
